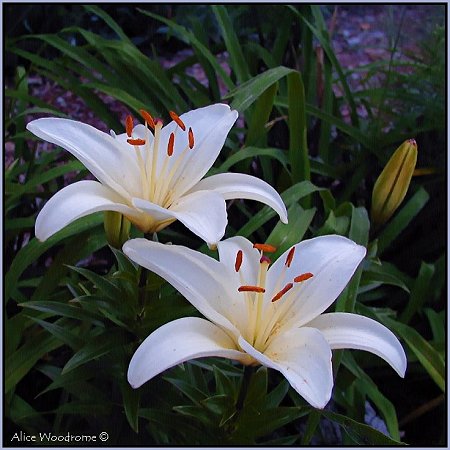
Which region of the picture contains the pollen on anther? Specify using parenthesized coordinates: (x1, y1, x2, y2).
(235, 250, 243, 272)
(253, 243, 277, 253)
(271, 282, 293, 302)
(169, 111, 186, 131)
(285, 247, 296, 267)
(139, 109, 155, 129)
(127, 138, 146, 146)
(238, 285, 265, 293)
(167, 133, 175, 156)
(125, 115, 134, 137)
(294, 272, 313, 283)
(188, 127, 194, 149)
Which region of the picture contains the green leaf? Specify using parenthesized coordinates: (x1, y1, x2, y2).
(400, 261, 435, 323)
(19, 300, 104, 324)
(121, 381, 140, 433)
(384, 318, 445, 392)
(62, 330, 128, 374)
(218, 146, 289, 173)
(336, 206, 369, 313)
(212, 5, 250, 84)
(342, 352, 401, 441)
(138, 9, 234, 91)
(267, 204, 316, 260)
(245, 82, 277, 148)
(225, 66, 294, 112)
(287, 71, 310, 185)
(68, 265, 123, 300)
(321, 410, 405, 445)
(377, 187, 429, 254)
(5, 332, 63, 393)
(237, 181, 322, 237)
(5, 214, 104, 303)
(27, 317, 84, 349)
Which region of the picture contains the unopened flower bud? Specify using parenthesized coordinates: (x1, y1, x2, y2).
(371, 139, 418, 227)
(104, 211, 131, 249)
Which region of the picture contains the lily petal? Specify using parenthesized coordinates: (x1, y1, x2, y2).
(266, 235, 366, 328)
(238, 327, 333, 409)
(27, 118, 140, 199)
(128, 317, 246, 388)
(189, 172, 288, 224)
(306, 312, 407, 377)
(159, 104, 238, 196)
(217, 237, 262, 332)
(122, 239, 239, 337)
(35, 180, 141, 241)
(133, 190, 227, 246)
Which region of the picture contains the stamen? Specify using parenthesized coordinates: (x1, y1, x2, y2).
(260, 255, 271, 264)
(188, 127, 194, 149)
(127, 138, 145, 146)
(238, 285, 266, 293)
(125, 115, 134, 137)
(235, 250, 243, 272)
(294, 272, 314, 283)
(271, 282, 293, 302)
(169, 111, 186, 131)
(253, 243, 277, 253)
(167, 132, 175, 156)
(285, 247, 295, 267)
(139, 109, 155, 129)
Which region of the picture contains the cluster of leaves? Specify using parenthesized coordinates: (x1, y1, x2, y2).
(5, 4, 445, 445)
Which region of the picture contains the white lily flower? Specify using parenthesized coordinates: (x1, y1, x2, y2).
(123, 235, 407, 409)
(27, 104, 287, 247)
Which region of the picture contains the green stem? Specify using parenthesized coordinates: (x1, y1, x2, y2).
(236, 365, 255, 411)
(138, 232, 156, 314)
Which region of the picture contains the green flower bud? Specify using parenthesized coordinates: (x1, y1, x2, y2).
(371, 139, 418, 227)
(104, 211, 131, 249)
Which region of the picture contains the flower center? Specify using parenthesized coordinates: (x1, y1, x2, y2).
(235, 243, 314, 351)
(122, 109, 196, 209)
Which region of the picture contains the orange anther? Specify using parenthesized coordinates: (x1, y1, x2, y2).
(253, 243, 277, 253)
(127, 138, 146, 146)
(294, 272, 314, 283)
(167, 132, 175, 156)
(188, 127, 194, 149)
(169, 111, 186, 131)
(260, 255, 271, 265)
(238, 285, 266, 294)
(271, 282, 293, 303)
(235, 250, 243, 272)
(285, 247, 296, 267)
(139, 109, 155, 129)
(125, 115, 134, 137)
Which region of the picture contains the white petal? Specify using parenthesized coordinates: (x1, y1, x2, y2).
(238, 327, 333, 409)
(189, 173, 288, 224)
(133, 190, 228, 246)
(217, 236, 261, 286)
(122, 239, 240, 337)
(266, 235, 366, 328)
(216, 237, 262, 332)
(115, 124, 153, 144)
(128, 317, 246, 388)
(27, 118, 140, 199)
(35, 180, 141, 241)
(306, 312, 407, 377)
(158, 104, 238, 196)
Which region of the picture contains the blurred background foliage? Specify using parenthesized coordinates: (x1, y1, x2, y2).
(4, 4, 446, 446)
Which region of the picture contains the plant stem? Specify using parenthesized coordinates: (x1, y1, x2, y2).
(236, 365, 255, 411)
(138, 232, 155, 314)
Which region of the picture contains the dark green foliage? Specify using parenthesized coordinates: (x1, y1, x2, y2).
(5, 4, 445, 445)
